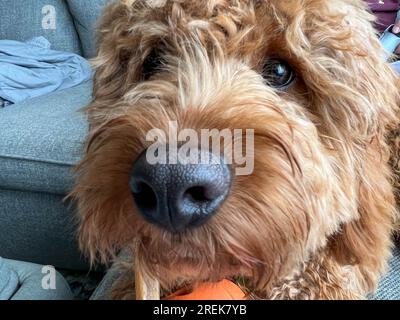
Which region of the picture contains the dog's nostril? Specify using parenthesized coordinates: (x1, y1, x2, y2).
(132, 182, 157, 212)
(184, 186, 210, 203)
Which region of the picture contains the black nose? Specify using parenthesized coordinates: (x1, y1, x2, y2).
(130, 148, 231, 232)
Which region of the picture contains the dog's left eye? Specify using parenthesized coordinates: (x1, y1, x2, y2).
(262, 59, 295, 89)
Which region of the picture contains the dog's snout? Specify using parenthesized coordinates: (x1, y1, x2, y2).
(130, 148, 231, 232)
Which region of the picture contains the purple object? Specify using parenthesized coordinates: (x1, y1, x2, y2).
(367, 0, 400, 32)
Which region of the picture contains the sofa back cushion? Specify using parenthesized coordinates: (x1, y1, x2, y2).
(0, 0, 82, 55)
(66, 0, 110, 58)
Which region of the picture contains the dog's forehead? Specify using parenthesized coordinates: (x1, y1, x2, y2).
(134, 0, 302, 23)
(142, 0, 303, 10)
(124, 0, 308, 55)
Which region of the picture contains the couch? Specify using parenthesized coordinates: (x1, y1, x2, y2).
(0, 0, 399, 300)
(0, 0, 107, 299)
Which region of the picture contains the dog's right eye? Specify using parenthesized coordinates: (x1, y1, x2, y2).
(142, 49, 163, 80)
(262, 59, 295, 89)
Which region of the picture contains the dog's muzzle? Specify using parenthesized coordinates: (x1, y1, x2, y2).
(130, 147, 232, 232)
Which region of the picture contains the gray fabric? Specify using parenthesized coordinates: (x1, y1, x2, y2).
(0, 81, 91, 270)
(0, 81, 91, 195)
(0, 189, 88, 270)
(66, 0, 111, 58)
(0, 0, 82, 55)
(90, 264, 125, 300)
(0, 98, 4, 108)
(375, 245, 400, 300)
(91, 249, 131, 300)
(2, 258, 74, 300)
(0, 37, 92, 106)
(0, 257, 18, 300)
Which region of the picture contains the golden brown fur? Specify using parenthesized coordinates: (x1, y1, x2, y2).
(70, 0, 400, 299)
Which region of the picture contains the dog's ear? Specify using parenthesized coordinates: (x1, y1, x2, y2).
(270, 0, 399, 288)
(293, 0, 400, 286)
(90, 1, 149, 107)
(92, 2, 126, 98)
(70, 116, 139, 265)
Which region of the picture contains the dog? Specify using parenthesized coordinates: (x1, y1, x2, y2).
(71, 0, 400, 299)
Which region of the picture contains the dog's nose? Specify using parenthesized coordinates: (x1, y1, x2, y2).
(130, 148, 231, 232)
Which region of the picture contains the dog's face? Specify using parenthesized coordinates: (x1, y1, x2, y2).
(73, 0, 398, 294)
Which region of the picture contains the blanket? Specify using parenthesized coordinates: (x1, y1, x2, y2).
(0, 257, 18, 300)
(0, 37, 91, 107)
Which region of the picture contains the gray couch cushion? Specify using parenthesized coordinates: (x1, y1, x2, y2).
(0, 81, 91, 270)
(0, 0, 82, 55)
(66, 0, 111, 58)
(0, 81, 91, 195)
(0, 189, 89, 270)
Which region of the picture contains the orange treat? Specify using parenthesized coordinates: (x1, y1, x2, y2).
(164, 279, 246, 300)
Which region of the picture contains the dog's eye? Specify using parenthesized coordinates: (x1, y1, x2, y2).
(262, 59, 295, 89)
(142, 49, 162, 80)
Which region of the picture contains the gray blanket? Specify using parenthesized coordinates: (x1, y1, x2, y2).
(0, 257, 74, 300)
(0, 37, 91, 107)
(0, 257, 18, 300)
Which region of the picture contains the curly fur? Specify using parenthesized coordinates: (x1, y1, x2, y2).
(70, 0, 400, 299)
